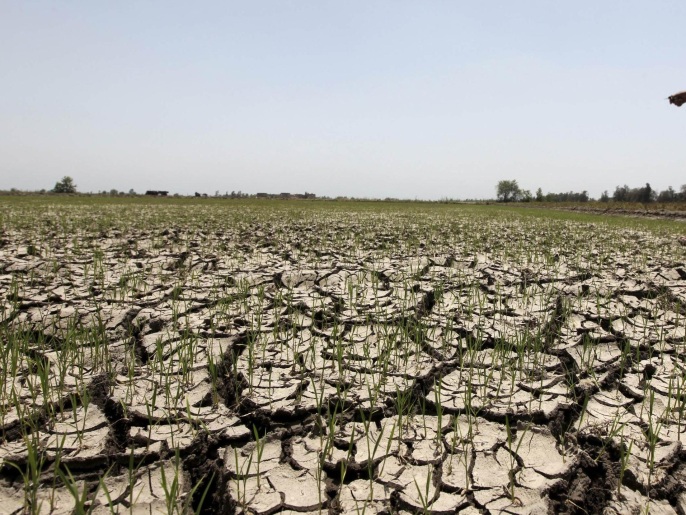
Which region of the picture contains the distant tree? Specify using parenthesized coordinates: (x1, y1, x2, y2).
(657, 186, 676, 202)
(638, 183, 653, 203)
(110, 189, 118, 196)
(128, 188, 136, 195)
(541, 190, 590, 202)
(520, 189, 532, 202)
(613, 185, 629, 202)
(52, 176, 77, 194)
(599, 191, 609, 202)
(496, 180, 521, 202)
(535, 188, 543, 202)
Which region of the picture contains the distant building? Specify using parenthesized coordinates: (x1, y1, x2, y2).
(256, 192, 269, 198)
(145, 190, 168, 196)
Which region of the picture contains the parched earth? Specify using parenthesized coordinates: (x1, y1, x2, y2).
(0, 202, 685, 514)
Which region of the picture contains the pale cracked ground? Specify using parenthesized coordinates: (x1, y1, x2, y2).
(1, 201, 685, 514)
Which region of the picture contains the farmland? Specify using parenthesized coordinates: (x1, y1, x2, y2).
(1, 197, 685, 514)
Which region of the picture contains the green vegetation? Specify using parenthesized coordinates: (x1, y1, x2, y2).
(498, 178, 686, 206)
(496, 179, 523, 202)
(51, 176, 77, 194)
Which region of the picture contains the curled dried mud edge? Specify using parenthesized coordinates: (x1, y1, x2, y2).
(184, 432, 234, 515)
(547, 449, 615, 515)
(548, 437, 686, 514)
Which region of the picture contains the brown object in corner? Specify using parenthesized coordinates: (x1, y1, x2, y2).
(668, 91, 686, 106)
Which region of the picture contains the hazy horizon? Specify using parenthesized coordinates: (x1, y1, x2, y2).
(2, 2, 685, 200)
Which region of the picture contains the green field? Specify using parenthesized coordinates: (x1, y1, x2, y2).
(1, 196, 685, 514)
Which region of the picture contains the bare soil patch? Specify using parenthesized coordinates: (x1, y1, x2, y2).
(1, 202, 685, 513)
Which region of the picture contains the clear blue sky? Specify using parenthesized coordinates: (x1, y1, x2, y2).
(1, 1, 685, 199)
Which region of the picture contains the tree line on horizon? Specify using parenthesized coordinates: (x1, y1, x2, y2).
(496, 180, 686, 203)
(3, 176, 686, 204)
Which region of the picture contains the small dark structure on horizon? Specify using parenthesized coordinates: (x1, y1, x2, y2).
(668, 91, 686, 107)
(145, 190, 168, 196)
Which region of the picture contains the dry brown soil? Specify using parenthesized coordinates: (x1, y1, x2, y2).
(1, 203, 685, 514)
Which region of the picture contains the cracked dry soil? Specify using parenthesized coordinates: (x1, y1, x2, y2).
(1, 201, 686, 514)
